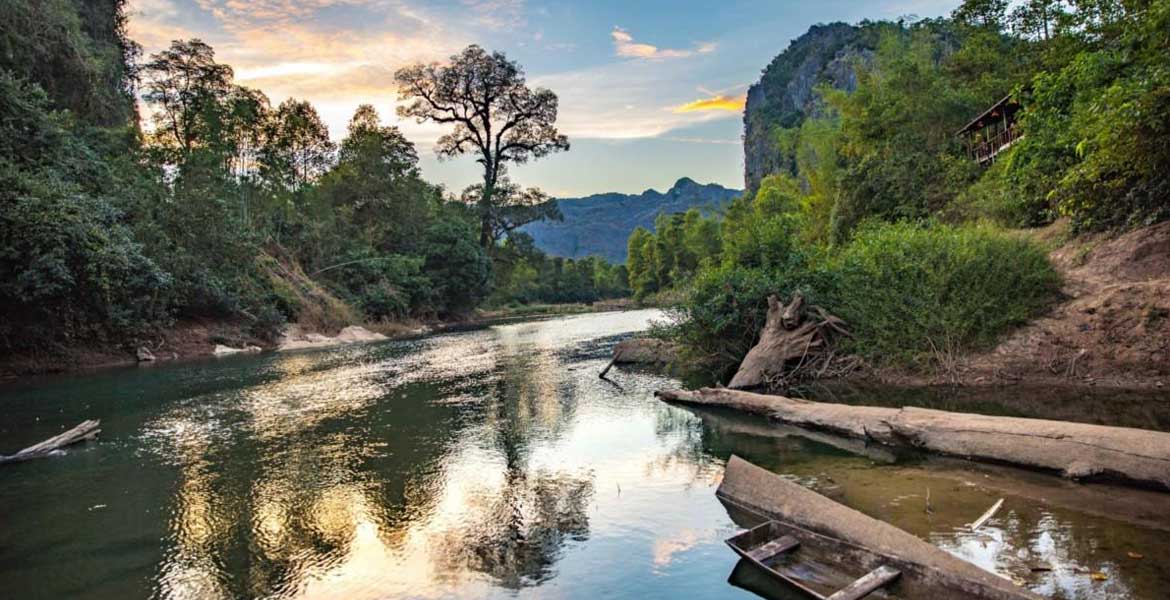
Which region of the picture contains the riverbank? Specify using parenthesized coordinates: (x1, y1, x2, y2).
(622, 219, 1170, 391)
(861, 220, 1170, 390)
(0, 299, 640, 380)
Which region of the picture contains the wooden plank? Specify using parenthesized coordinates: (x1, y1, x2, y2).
(746, 534, 800, 563)
(827, 565, 901, 600)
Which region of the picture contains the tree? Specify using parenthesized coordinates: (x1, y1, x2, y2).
(339, 104, 417, 181)
(141, 39, 234, 157)
(1010, 0, 1066, 41)
(953, 0, 1010, 30)
(459, 179, 562, 247)
(321, 104, 430, 244)
(261, 99, 335, 189)
(220, 86, 271, 178)
(395, 45, 569, 248)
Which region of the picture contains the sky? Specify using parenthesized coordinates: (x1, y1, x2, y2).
(127, 0, 960, 198)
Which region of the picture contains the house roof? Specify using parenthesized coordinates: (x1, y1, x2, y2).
(957, 94, 1020, 136)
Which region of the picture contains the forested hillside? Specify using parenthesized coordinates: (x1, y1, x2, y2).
(523, 178, 739, 263)
(0, 1, 626, 366)
(636, 0, 1170, 381)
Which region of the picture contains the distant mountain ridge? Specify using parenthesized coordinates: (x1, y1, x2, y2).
(522, 178, 741, 263)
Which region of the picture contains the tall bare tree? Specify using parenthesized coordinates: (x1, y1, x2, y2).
(395, 45, 569, 248)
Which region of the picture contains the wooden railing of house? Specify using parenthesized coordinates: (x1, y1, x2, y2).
(971, 125, 1022, 164)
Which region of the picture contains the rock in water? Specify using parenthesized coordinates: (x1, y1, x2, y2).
(277, 325, 387, 351)
(213, 344, 262, 356)
(613, 338, 679, 364)
(136, 347, 155, 362)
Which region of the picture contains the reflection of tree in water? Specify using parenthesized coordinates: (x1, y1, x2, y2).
(435, 467, 593, 588)
(430, 342, 595, 589)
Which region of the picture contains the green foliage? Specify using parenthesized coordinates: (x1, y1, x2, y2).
(674, 258, 828, 377)
(671, 221, 1059, 374)
(0, 174, 171, 347)
(721, 175, 803, 268)
(827, 222, 1059, 367)
(419, 215, 493, 315)
(0, 0, 137, 126)
(660, 1, 1167, 377)
(0, 3, 595, 356)
(489, 234, 628, 305)
(1035, 1, 1170, 230)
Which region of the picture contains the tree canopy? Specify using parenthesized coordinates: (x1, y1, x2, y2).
(395, 45, 569, 248)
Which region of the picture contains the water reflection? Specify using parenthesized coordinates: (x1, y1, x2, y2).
(3, 309, 1170, 599)
(138, 312, 662, 599)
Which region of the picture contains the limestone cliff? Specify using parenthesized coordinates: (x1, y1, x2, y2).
(743, 23, 871, 193)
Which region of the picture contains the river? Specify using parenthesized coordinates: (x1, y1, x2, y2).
(2, 309, 1169, 599)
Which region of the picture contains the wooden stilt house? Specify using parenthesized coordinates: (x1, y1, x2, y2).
(958, 95, 1022, 164)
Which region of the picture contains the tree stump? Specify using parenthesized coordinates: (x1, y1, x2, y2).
(728, 293, 848, 390)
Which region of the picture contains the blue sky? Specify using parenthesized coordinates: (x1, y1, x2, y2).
(128, 0, 960, 197)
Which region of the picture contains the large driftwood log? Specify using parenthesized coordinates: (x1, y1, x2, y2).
(719, 455, 1040, 600)
(0, 420, 101, 464)
(658, 388, 1170, 491)
(728, 293, 849, 390)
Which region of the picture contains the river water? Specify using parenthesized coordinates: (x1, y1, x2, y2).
(2, 310, 1169, 599)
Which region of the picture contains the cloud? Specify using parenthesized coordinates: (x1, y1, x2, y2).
(461, 0, 526, 30)
(662, 136, 741, 145)
(611, 27, 716, 60)
(533, 61, 743, 140)
(128, 0, 470, 140)
(671, 94, 746, 113)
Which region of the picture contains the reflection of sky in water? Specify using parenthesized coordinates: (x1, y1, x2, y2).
(1, 309, 1168, 599)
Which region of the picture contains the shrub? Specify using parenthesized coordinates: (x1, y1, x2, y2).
(672, 222, 1060, 376)
(827, 222, 1060, 368)
(0, 177, 172, 348)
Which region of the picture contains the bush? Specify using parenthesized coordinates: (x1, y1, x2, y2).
(673, 222, 1060, 375)
(0, 177, 172, 348)
(673, 250, 836, 376)
(827, 222, 1059, 368)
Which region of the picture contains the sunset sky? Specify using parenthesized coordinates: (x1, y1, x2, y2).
(128, 0, 960, 197)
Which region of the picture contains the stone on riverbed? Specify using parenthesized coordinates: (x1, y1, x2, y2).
(277, 325, 388, 352)
(213, 344, 262, 356)
(613, 338, 679, 364)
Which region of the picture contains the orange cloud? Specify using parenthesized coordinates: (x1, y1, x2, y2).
(672, 94, 746, 113)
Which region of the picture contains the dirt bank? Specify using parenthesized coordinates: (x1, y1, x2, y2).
(877, 220, 1170, 389)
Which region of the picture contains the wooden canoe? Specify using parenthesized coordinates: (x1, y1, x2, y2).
(727, 520, 902, 599)
(718, 455, 1040, 600)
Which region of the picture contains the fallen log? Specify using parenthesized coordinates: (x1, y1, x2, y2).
(689, 399, 1170, 530)
(719, 455, 1039, 600)
(0, 420, 101, 464)
(658, 388, 1170, 491)
(599, 349, 621, 379)
(684, 403, 898, 464)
